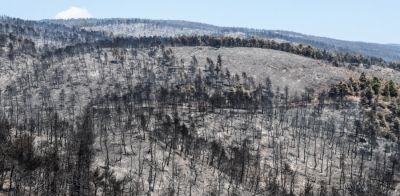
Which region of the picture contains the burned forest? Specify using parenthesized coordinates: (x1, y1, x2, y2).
(0, 16, 399, 196)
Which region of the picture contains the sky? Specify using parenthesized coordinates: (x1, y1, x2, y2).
(0, 0, 399, 44)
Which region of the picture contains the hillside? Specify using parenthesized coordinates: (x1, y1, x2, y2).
(0, 16, 107, 49)
(171, 46, 400, 91)
(47, 18, 400, 61)
(0, 17, 399, 196)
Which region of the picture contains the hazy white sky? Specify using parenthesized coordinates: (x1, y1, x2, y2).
(1, 0, 399, 44)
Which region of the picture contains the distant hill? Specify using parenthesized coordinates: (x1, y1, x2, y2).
(47, 18, 400, 61)
(0, 16, 107, 49)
